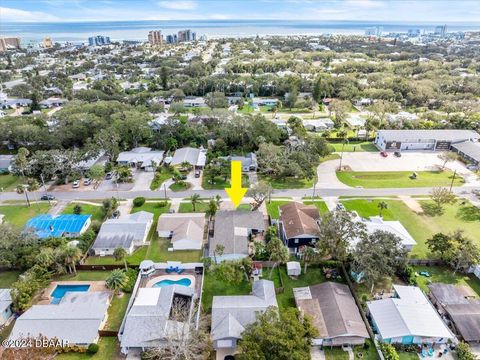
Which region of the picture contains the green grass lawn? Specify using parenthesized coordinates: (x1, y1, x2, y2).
(0, 203, 51, 227)
(178, 201, 209, 213)
(260, 175, 314, 189)
(398, 352, 420, 360)
(320, 153, 341, 163)
(237, 204, 252, 211)
(0, 174, 21, 191)
(412, 265, 480, 296)
(303, 200, 329, 214)
(202, 271, 251, 313)
(336, 170, 463, 188)
(325, 348, 349, 360)
(56, 271, 111, 281)
(340, 199, 480, 259)
(329, 141, 378, 152)
(169, 181, 191, 192)
(55, 337, 119, 360)
(62, 203, 105, 222)
(105, 293, 131, 331)
(131, 201, 170, 220)
(265, 200, 291, 219)
(150, 167, 174, 190)
(202, 172, 249, 190)
(0, 271, 21, 287)
(353, 340, 378, 360)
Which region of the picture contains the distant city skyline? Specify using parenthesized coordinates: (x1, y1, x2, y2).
(1, 0, 479, 23)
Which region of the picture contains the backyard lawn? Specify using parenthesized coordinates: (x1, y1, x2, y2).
(336, 170, 463, 188)
(303, 200, 329, 214)
(0, 174, 21, 191)
(202, 271, 251, 313)
(56, 271, 111, 281)
(62, 202, 105, 222)
(105, 293, 131, 331)
(328, 141, 378, 152)
(325, 347, 349, 360)
(265, 200, 291, 219)
(0, 203, 51, 227)
(340, 198, 480, 259)
(56, 337, 119, 360)
(412, 265, 480, 296)
(0, 271, 21, 287)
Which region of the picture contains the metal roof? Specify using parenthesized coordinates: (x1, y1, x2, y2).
(25, 214, 91, 239)
(451, 141, 480, 162)
(377, 129, 480, 142)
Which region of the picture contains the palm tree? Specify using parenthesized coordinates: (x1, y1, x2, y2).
(378, 201, 388, 217)
(16, 184, 30, 207)
(35, 248, 55, 269)
(190, 193, 201, 212)
(213, 244, 224, 264)
(207, 199, 218, 218)
(302, 246, 317, 274)
(106, 269, 127, 295)
(215, 194, 223, 208)
(113, 247, 128, 270)
(266, 237, 290, 279)
(64, 246, 82, 274)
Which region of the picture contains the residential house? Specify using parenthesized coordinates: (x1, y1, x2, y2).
(117, 147, 164, 171)
(279, 202, 320, 253)
(211, 280, 277, 358)
(39, 97, 68, 108)
(252, 97, 279, 108)
(0, 154, 14, 173)
(345, 114, 366, 128)
(303, 118, 335, 132)
(0, 289, 13, 326)
(157, 213, 206, 250)
(209, 210, 266, 262)
(25, 214, 92, 239)
(387, 112, 419, 123)
(367, 285, 455, 344)
(294, 282, 369, 346)
(219, 153, 258, 172)
(428, 284, 480, 343)
(1, 98, 32, 109)
(91, 211, 154, 255)
(183, 97, 207, 108)
(170, 147, 207, 169)
(9, 292, 111, 346)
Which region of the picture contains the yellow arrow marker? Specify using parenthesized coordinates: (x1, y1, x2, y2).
(225, 160, 248, 209)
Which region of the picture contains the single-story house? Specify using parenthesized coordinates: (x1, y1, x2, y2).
(428, 283, 480, 343)
(120, 285, 195, 354)
(252, 97, 279, 107)
(170, 147, 207, 169)
(117, 147, 164, 171)
(374, 130, 480, 152)
(345, 115, 366, 128)
(0, 289, 13, 326)
(157, 213, 206, 250)
(0, 154, 14, 173)
(9, 291, 111, 346)
(25, 214, 92, 239)
(303, 119, 335, 132)
(219, 153, 258, 172)
(387, 112, 419, 123)
(91, 211, 154, 255)
(1, 98, 32, 109)
(367, 285, 455, 344)
(451, 141, 480, 166)
(352, 214, 417, 251)
(183, 97, 207, 108)
(294, 282, 369, 346)
(279, 202, 320, 253)
(211, 280, 277, 357)
(39, 97, 68, 108)
(209, 210, 266, 262)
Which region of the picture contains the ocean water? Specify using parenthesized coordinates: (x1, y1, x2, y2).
(1, 20, 479, 44)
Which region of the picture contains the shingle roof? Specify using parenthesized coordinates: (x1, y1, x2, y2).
(211, 280, 277, 341)
(157, 213, 205, 246)
(25, 214, 91, 239)
(209, 210, 265, 257)
(444, 304, 480, 342)
(117, 147, 164, 166)
(9, 292, 110, 344)
(280, 202, 320, 239)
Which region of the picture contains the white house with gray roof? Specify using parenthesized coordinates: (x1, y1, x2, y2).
(91, 211, 154, 255)
(170, 147, 207, 169)
(117, 147, 164, 171)
(219, 153, 258, 172)
(9, 292, 110, 346)
(211, 280, 278, 358)
(0, 289, 13, 326)
(0, 154, 14, 173)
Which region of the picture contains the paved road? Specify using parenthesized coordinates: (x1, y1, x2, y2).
(2, 185, 479, 202)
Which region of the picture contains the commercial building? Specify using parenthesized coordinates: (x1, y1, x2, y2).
(148, 30, 163, 46)
(88, 35, 111, 46)
(177, 29, 196, 42)
(0, 37, 21, 52)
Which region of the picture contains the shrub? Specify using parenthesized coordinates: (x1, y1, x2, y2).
(87, 343, 99, 354)
(379, 343, 399, 360)
(122, 268, 139, 293)
(456, 342, 476, 360)
(73, 204, 83, 215)
(133, 197, 146, 207)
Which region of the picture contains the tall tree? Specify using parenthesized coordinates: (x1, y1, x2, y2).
(190, 193, 201, 212)
(106, 269, 127, 295)
(113, 247, 128, 270)
(266, 237, 289, 278)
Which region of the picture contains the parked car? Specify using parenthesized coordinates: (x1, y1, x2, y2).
(394, 151, 402, 157)
(72, 180, 80, 188)
(111, 210, 120, 219)
(41, 194, 55, 201)
(336, 203, 346, 211)
(180, 174, 187, 180)
(83, 178, 92, 186)
(105, 172, 113, 180)
(194, 170, 201, 178)
(380, 151, 388, 157)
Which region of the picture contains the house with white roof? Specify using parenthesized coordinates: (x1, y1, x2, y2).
(157, 213, 206, 250)
(211, 280, 277, 358)
(9, 292, 111, 346)
(0, 289, 13, 326)
(117, 147, 164, 171)
(367, 285, 455, 345)
(170, 146, 207, 169)
(91, 211, 154, 255)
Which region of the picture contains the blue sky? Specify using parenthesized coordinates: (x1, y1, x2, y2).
(1, 0, 479, 23)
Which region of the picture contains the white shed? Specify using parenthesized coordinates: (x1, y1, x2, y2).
(287, 261, 301, 277)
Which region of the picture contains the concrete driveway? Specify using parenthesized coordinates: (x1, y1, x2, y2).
(131, 171, 154, 191)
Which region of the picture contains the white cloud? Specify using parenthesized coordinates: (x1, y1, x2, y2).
(345, 0, 386, 9)
(209, 13, 230, 20)
(157, 1, 197, 10)
(0, 6, 60, 22)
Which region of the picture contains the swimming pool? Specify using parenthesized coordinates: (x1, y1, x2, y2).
(152, 278, 192, 288)
(50, 284, 90, 304)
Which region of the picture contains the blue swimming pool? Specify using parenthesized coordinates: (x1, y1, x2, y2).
(50, 284, 90, 304)
(152, 278, 192, 288)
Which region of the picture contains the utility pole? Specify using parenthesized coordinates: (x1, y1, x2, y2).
(163, 183, 167, 201)
(40, 173, 51, 206)
(449, 169, 457, 192)
(338, 138, 349, 171)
